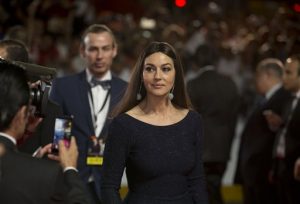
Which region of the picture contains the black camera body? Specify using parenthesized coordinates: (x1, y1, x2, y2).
(15, 61, 56, 117)
(30, 81, 51, 117)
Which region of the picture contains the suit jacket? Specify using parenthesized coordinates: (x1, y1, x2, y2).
(187, 69, 239, 163)
(49, 71, 127, 198)
(277, 97, 300, 180)
(19, 99, 63, 154)
(0, 135, 90, 204)
(235, 87, 291, 185)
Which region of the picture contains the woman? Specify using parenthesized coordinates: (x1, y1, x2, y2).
(101, 42, 208, 204)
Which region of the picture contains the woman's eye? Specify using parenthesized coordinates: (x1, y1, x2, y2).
(162, 67, 171, 72)
(144, 66, 154, 72)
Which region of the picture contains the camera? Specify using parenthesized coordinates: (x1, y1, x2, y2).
(30, 80, 51, 117)
(14, 61, 56, 117)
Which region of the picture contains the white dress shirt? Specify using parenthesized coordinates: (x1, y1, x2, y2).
(86, 69, 111, 137)
(0, 132, 16, 145)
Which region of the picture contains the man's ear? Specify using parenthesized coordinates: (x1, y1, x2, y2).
(79, 44, 85, 58)
(112, 44, 118, 59)
(13, 106, 28, 125)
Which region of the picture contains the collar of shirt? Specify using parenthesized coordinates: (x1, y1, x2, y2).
(295, 89, 300, 99)
(194, 65, 215, 78)
(0, 132, 16, 145)
(265, 83, 282, 100)
(86, 69, 112, 86)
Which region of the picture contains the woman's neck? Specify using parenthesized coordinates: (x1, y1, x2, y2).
(139, 95, 175, 115)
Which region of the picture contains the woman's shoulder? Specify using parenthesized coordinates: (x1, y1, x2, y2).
(187, 109, 201, 117)
(184, 109, 202, 122)
(108, 114, 134, 136)
(111, 108, 141, 127)
(174, 107, 200, 118)
(123, 105, 145, 122)
(111, 113, 130, 123)
(125, 105, 140, 116)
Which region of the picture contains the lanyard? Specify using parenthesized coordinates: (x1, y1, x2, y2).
(88, 86, 111, 128)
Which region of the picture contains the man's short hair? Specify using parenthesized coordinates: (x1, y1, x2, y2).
(81, 24, 117, 48)
(287, 54, 300, 76)
(0, 40, 29, 62)
(256, 58, 284, 78)
(0, 59, 29, 131)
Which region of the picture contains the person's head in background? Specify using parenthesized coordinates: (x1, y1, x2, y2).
(0, 59, 30, 140)
(255, 58, 284, 95)
(4, 25, 29, 47)
(80, 24, 117, 79)
(283, 54, 300, 94)
(114, 41, 192, 115)
(0, 39, 29, 62)
(193, 43, 219, 69)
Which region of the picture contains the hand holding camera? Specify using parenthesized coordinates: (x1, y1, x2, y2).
(30, 80, 51, 117)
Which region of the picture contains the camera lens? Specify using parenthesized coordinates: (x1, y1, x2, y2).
(30, 86, 43, 115)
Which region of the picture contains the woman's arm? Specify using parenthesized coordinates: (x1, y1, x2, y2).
(188, 115, 209, 204)
(101, 118, 131, 204)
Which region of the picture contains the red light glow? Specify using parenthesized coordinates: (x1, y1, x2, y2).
(294, 4, 300, 13)
(175, 0, 186, 8)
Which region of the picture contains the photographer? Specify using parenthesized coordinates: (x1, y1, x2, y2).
(0, 39, 63, 154)
(0, 59, 89, 204)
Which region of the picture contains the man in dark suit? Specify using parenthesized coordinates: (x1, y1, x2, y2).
(50, 24, 127, 204)
(0, 59, 89, 204)
(235, 58, 291, 204)
(269, 54, 300, 204)
(187, 44, 239, 204)
(0, 39, 63, 154)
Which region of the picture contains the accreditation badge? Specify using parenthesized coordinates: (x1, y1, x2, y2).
(86, 136, 105, 165)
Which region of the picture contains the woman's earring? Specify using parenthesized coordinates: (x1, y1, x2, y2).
(168, 86, 174, 100)
(136, 83, 142, 100)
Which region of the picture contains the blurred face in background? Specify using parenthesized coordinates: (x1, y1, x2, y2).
(283, 58, 300, 93)
(255, 70, 268, 95)
(80, 31, 117, 78)
(142, 52, 175, 99)
(0, 47, 7, 59)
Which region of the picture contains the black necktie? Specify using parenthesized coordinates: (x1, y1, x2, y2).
(90, 78, 111, 90)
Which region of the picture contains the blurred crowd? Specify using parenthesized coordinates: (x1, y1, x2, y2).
(1, 0, 299, 117)
(1, 1, 300, 204)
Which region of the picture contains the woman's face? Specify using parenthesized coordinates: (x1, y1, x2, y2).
(142, 52, 175, 99)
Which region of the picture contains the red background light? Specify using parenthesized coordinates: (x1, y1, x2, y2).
(175, 0, 186, 8)
(294, 4, 300, 13)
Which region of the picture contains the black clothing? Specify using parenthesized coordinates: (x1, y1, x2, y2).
(187, 68, 239, 204)
(235, 87, 291, 204)
(101, 111, 208, 204)
(0, 135, 90, 204)
(19, 99, 63, 154)
(273, 95, 300, 204)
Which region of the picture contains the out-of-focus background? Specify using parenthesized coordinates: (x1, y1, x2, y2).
(1, 0, 299, 80)
(1, 0, 299, 203)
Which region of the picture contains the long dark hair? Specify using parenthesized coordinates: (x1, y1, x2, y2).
(112, 41, 192, 117)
